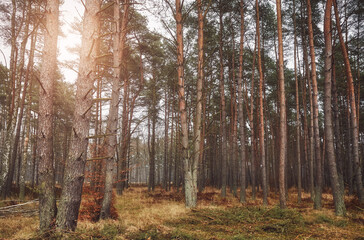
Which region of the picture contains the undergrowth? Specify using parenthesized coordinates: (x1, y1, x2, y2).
(1, 186, 363, 239)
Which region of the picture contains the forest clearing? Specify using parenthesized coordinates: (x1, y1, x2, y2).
(1, 186, 363, 239)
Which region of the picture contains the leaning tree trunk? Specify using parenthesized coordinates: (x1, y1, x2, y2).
(19, 28, 37, 200)
(37, 0, 59, 231)
(323, 0, 346, 216)
(333, 0, 364, 203)
(2, 1, 32, 198)
(56, 0, 100, 231)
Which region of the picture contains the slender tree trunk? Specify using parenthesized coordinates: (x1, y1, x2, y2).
(163, 90, 169, 190)
(346, 96, 354, 194)
(8, 0, 17, 124)
(194, 0, 204, 197)
(148, 74, 157, 192)
(56, 0, 100, 231)
(302, 22, 315, 200)
(19, 29, 37, 200)
(247, 38, 257, 200)
(169, 90, 175, 191)
(301, 45, 309, 196)
(323, 0, 346, 215)
(332, 47, 345, 198)
(238, 0, 246, 203)
(333, 0, 364, 203)
(115, 0, 130, 196)
(256, 0, 267, 205)
(101, 0, 122, 216)
(0, 0, 17, 198)
(307, 0, 322, 209)
(37, 0, 59, 231)
(4, 3, 32, 197)
(175, 0, 195, 207)
(119, 74, 129, 193)
(218, 0, 228, 198)
(276, 0, 287, 209)
(101, 0, 130, 217)
(293, 0, 302, 203)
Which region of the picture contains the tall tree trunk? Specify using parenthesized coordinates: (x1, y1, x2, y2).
(218, 0, 228, 198)
(293, 0, 302, 203)
(194, 0, 204, 198)
(248, 38, 257, 200)
(115, 0, 130, 196)
(346, 96, 354, 195)
(333, 0, 364, 203)
(276, 0, 287, 209)
(37, 0, 59, 231)
(175, 0, 195, 207)
(301, 45, 309, 197)
(163, 90, 169, 190)
(0, 0, 17, 198)
(307, 0, 322, 209)
(101, 0, 130, 217)
(323, 0, 346, 216)
(148, 74, 157, 192)
(301, 21, 314, 199)
(101, 0, 122, 216)
(56, 0, 100, 231)
(332, 47, 345, 199)
(256, 0, 267, 205)
(237, 0, 246, 203)
(4, 1, 32, 198)
(19, 27, 37, 201)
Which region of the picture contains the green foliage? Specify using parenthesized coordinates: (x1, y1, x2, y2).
(311, 213, 349, 228)
(160, 206, 306, 239)
(0, 64, 9, 108)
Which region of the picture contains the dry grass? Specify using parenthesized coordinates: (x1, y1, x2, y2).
(115, 187, 188, 232)
(0, 213, 38, 239)
(0, 186, 363, 239)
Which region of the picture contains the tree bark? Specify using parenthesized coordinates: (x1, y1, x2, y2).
(101, 0, 122, 217)
(293, 0, 302, 204)
(323, 0, 346, 216)
(333, 0, 364, 203)
(175, 0, 195, 207)
(163, 90, 169, 190)
(37, 0, 59, 231)
(101, 0, 129, 218)
(276, 0, 287, 209)
(56, 0, 100, 231)
(218, 0, 228, 198)
(19, 27, 37, 200)
(237, 0, 247, 203)
(114, 0, 130, 196)
(307, 0, 322, 209)
(256, 0, 267, 205)
(194, 0, 204, 198)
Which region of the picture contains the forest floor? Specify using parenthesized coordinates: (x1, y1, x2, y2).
(0, 186, 363, 239)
